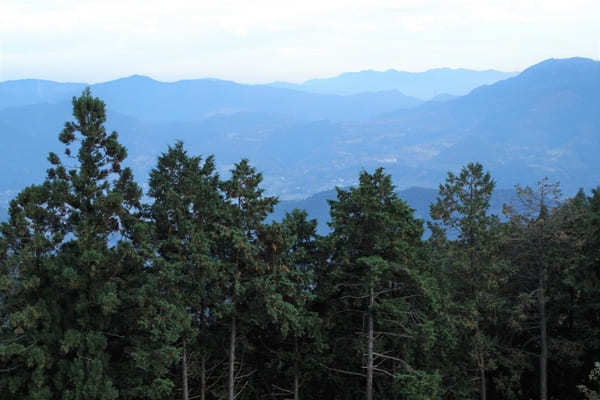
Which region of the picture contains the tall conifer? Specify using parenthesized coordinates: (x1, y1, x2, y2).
(218, 159, 277, 400)
(146, 142, 223, 400)
(322, 168, 434, 400)
(0, 89, 172, 399)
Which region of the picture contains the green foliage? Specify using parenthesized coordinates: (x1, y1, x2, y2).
(0, 89, 169, 399)
(146, 141, 224, 398)
(579, 362, 600, 400)
(430, 162, 496, 244)
(214, 158, 278, 325)
(319, 168, 434, 399)
(1, 92, 599, 400)
(396, 369, 442, 400)
(429, 162, 516, 399)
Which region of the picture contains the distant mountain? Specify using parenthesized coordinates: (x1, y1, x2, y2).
(269, 68, 517, 100)
(370, 57, 600, 191)
(270, 186, 518, 235)
(429, 93, 459, 102)
(0, 76, 423, 123)
(0, 79, 86, 109)
(0, 58, 597, 209)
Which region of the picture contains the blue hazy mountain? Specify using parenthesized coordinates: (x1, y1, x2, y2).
(0, 79, 86, 109)
(369, 57, 600, 190)
(269, 68, 517, 99)
(429, 93, 459, 102)
(0, 75, 423, 123)
(94, 76, 424, 123)
(0, 57, 598, 210)
(0, 100, 143, 193)
(270, 186, 518, 235)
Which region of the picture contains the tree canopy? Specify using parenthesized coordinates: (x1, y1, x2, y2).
(1, 91, 599, 400)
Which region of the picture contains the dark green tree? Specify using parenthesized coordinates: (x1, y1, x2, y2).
(503, 184, 600, 400)
(0, 89, 174, 399)
(429, 162, 509, 400)
(549, 189, 600, 397)
(146, 142, 223, 400)
(321, 168, 435, 400)
(503, 178, 563, 400)
(254, 210, 322, 400)
(218, 159, 277, 400)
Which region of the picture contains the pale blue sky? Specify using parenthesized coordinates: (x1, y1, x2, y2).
(1, 0, 599, 83)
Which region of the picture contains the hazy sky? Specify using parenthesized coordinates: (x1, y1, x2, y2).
(1, 0, 599, 83)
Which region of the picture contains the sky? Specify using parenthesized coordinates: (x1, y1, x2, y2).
(1, 0, 599, 84)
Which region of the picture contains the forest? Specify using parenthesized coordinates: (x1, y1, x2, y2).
(1, 90, 599, 400)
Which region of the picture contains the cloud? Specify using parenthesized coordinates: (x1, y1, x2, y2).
(1, 0, 599, 82)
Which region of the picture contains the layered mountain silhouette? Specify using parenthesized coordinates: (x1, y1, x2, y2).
(370, 57, 600, 190)
(270, 186, 519, 235)
(0, 75, 422, 123)
(0, 57, 598, 215)
(269, 68, 517, 99)
(0, 79, 87, 110)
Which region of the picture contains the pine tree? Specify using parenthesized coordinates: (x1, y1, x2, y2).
(429, 162, 508, 400)
(255, 210, 322, 400)
(218, 159, 277, 400)
(321, 168, 434, 400)
(548, 189, 600, 397)
(0, 89, 173, 399)
(503, 178, 563, 400)
(502, 183, 600, 399)
(146, 141, 224, 400)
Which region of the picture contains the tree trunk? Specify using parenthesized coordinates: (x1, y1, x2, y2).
(183, 341, 189, 400)
(366, 285, 374, 400)
(294, 370, 299, 400)
(201, 355, 206, 400)
(539, 264, 548, 400)
(480, 364, 486, 400)
(294, 338, 300, 400)
(228, 316, 236, 400)
(200, 301, 207, 400)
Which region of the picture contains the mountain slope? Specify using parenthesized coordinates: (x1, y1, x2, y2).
(269, 68, 517, 99)
(0, 58, 597, 207)
(270, 186, 518, 235)
(370, 57, 600, 190)
(0, 76, 423, 123)
(0, 79, 86, 109)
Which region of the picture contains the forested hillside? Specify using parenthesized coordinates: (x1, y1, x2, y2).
(2, 90, 599, 400)
(268, 67, 516, 98)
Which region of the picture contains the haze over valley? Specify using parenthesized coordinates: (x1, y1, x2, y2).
(4, 1, 600, 399)
(1, 57, 599, 228)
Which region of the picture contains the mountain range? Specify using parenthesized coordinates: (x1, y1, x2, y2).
(270, 186, 519, 235)
(269, 68, 517, 99)
(0, 57, 598, 218)
(0, 76, 422, 124)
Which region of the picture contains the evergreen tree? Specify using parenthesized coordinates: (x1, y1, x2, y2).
(549, 189, 600, 397)
(254, 210, 322, 400)
(321, 168, 434, 400)
(503, 178, 563, 400)
(429, 162, 509, 400)
(218, 159, 277, 400)
(503, 185, 600, 399)
(146, 142, 223, 400)
(0, 89, 173, 399)
(2, 90, 599, 400)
